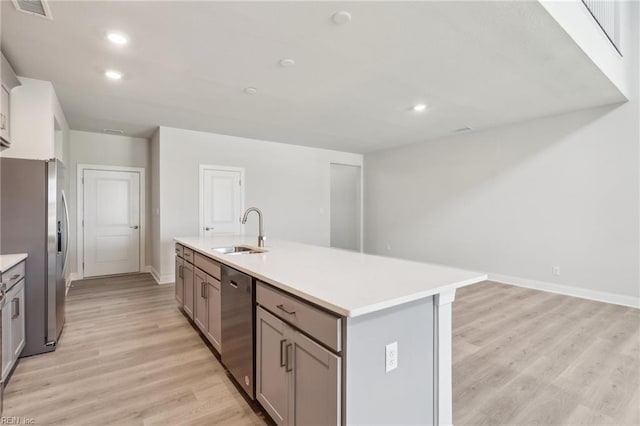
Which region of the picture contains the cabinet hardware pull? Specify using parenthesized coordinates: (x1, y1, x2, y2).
(280, 339, 287, 367)
(12, 298, 19, 319)
(10, 274, 19, 281)
(0, 114, 6, 130)
(202, 282, 207, 298)
(285, 343, 293, 372)
(276, 304, 296, 315)
(229, 281, 238, 289)
(178, 265, 183, 279)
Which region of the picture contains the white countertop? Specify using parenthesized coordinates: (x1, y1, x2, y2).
(175, 236, 487, 317)
(0, 253, 28, 273)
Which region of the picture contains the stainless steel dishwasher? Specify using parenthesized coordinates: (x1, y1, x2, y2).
(221, 265, 255, 399)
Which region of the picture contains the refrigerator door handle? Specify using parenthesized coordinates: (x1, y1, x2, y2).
(62, 190, 70, 274)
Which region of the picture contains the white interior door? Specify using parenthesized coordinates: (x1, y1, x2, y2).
(330, 163, 362, 251)
(201, 168, 242, 236)
(83, 169, 140, 277)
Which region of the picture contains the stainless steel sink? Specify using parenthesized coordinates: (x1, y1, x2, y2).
(212, 246, 266, 255)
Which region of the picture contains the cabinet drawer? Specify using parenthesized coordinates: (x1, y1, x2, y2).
(175, 244, 184, 258)
(257, 282, 342, 352)
(1, 260, 25, 291)
(183, 247, 194, 263)
(194, 253, 221, 280)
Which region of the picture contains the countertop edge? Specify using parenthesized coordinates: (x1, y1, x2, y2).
(175, 238, 487, 318)
(0, 253, 28, 273)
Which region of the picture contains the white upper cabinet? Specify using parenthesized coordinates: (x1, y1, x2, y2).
(0, 52, 20, 149)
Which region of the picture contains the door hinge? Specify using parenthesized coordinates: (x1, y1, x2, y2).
(239, 179, 241, 186)
(82, 219, 84, 227)
(82, 177, 84, 184)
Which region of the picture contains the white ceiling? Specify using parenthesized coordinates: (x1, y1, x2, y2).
(1, 1, 625, 153)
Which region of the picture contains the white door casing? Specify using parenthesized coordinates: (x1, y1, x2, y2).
(199, 166, 244, 237)
(82, 168, 141, 277)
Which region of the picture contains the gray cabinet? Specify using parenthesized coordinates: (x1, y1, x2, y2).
(183, 262, 195, 320)
(1, 259, 26, 381)
(0, 52, 19, 149)
(0, 86, 9, 146)
(257, 306, 341, 426)
(205, 275, 222, 353)
(175, 256, 184, 307)
(257, 307, 290, 425)
(9, 280, 25, 361)
(194, 267, 207, 333)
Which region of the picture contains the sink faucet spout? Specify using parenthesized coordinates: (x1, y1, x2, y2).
(241, 207, 266, 247)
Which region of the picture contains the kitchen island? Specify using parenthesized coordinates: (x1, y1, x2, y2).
(175, 236, 486, 426)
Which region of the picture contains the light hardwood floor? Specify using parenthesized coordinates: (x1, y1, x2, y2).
(453, 282, 640, 426)
(4, 275, 638, 425)
(3, 274, 266, 426)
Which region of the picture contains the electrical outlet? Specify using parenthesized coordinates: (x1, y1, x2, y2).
(385, 341, 398, 372)
(552, 266, 561, 276)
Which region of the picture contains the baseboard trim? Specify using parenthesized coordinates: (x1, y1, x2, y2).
(149, 266, 173, 285)
(489, 273, 640, 309)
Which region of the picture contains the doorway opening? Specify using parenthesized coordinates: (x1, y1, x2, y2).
(330, 163, 362, 252)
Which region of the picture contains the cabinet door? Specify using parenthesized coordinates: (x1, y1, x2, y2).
(256, 307, 290, 425)
(1, 297, 11, 380)
(193, 268, 208, 332)
(292, 330, 341, 426)
(175, 257, 184, 307)
(183, 262, 194, 319)
(206, 276, 222, 353)
(1, 86, 9, 142)
(10, 281, 25, 360)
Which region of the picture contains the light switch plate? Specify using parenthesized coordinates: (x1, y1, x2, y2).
(386, 341, 398, 372)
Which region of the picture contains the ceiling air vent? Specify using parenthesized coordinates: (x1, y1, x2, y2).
(12, 0, 53, 19)
(103, 129, 125, 135)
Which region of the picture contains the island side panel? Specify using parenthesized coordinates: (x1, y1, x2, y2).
(345, 296, 435, 425)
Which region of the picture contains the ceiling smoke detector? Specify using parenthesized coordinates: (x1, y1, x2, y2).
(244, 87, 258, 95)
(278, 58, 296, 68)
(332, 11, 352, 25)
(12, 0, 53, 19)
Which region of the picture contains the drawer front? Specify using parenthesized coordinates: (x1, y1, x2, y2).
(194, 253, 221, 280)
(175, 243, 184, 258)
(257, 282, 342, 352)
(183, 247, 194, 263)
(2, 261, 25, 291)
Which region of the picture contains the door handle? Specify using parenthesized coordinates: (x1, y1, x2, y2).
(285, 343, 293, 372)
(280, 339, 287, 367)
(204, 227, 214, 231)
(130, 225, 139, 230)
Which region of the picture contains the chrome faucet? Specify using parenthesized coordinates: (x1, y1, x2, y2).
(241, 207, 266, 247)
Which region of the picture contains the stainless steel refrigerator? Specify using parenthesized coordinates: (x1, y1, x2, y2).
(0, 158, 68, 356)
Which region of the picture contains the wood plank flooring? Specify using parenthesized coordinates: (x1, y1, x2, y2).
(3, 275, 638, 425)
(453, 281, 640, 426)
(3, 274, 266, 426)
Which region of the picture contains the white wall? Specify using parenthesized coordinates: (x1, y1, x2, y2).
(67, 130, 150, 276)
(152, 126, 362, 282)
(364, 3, 639, 306)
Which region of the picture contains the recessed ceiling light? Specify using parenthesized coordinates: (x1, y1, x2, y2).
(332, 11, 352, 25)
(279, 58, 296, 67)
(244, 87, 258, 95)
(105, 70, 123, 80)
(412, 103, 427, 112)
(107, 32, 129, 45)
